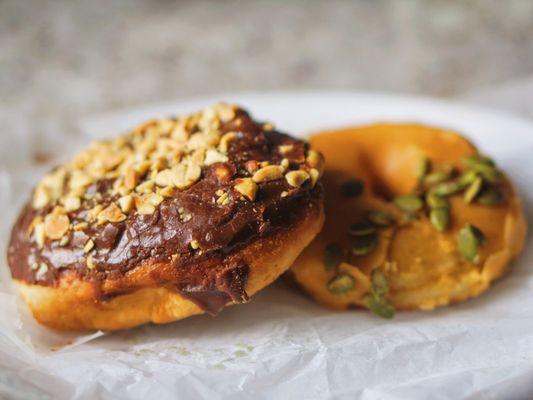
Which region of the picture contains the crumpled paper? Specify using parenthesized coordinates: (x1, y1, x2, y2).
(1, 92, 533, 400)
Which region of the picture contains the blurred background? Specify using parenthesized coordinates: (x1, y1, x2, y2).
(1, 0, 533, 162)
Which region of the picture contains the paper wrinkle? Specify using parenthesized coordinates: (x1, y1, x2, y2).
(1, 95, 533, 399)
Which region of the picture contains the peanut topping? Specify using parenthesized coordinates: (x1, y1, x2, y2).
(69, 170, 92, 190)
(135, 180, 155, 194)
(285, 170, 310, 188)
(155, 169, 174, 187)
(306, 150, 324, 173)
(33, 186, 50, 209)
(33, 223, 46, 248)
(86, 254, 96, 270)
(124, 167, 139, 191)
(234, 178, 258, 201)
(252, 165, 284, 183)
(171, 162, 202, 189)
(309, 168, 320, 187)
(97, 203, 127, 224)
(135, 193, 164, 215)
(36, 263, 48, 280)
(204, 149, 228, 166)
(215, 164, 232, 182)
(278, 144, 294, 155)
(87, 205, 104, 221)
(216, 190, 230, 206)
(157, 186, 176, 198)
(118, 195, 134, 213)
(73, 222, 88, 231)
(214, 103, 236, 122)
(31, 103, 240, 210)
(25, 103, 323, 267)
(219, 132, 236, 153)
(44, 208, 70, 240)
(27, 216, 43, 236)
(84, 239, 95, 253)
(63, 196, 81, 212)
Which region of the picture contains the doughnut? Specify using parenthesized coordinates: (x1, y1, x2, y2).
(291, 123, 526, 317)
(7, 104, 324, 330)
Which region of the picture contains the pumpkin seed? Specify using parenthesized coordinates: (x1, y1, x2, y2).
(424, 171, 451, 186)
(367, 210, 395, 227)
(351, 232, 378, 256)
(371, 270, 389, 297)
(431, 181, 463, 197)
(464, 176, 483, 203)
(417, 158, 431, 181)
(348, 221, 376, 236)
(393, 195, 423, 212)
(327, 273, 355, 294)
(429, 207, 449, 231)
(324, 243, 343, 271)
(458, 224, 487, 263)
(468, 162, 504, 183)
(364, 294, 395, 319)
(426, 192, 449, 209)
(463, 154, 495, 168)
(340, 179, 364, 197)
(458, 170, 479, 188)
(477, 186, 504, 205)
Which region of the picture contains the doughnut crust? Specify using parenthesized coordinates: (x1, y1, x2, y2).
(13, 202, 323, 331)
(8, 104, 324, 330)
(291, 124, 526, 314)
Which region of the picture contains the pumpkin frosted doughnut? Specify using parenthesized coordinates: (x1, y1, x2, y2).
(7, 104, 324, 331)
(291, 124, 526, 317)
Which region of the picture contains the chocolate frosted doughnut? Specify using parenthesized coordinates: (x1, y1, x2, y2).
(8, 104, 324, 330)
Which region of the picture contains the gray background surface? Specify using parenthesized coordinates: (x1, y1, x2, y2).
(1, 0, 533, 159)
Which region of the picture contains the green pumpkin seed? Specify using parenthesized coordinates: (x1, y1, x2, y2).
(426, 192, 450, 209)
(463, 154, 495, 168)
(431, 181, 463, 197)
(324, 243, 343, 271)
(348, 221, 376, 236)
(367, 210, 395, 227)
(351, 232, 378, 256)
(424, 171, 451, 186)
(477, 186, 504, 205)
(327, 273, 355, 294)
(417, 158, 431, 181)
(458, 170, 479, 188)
(458, 224, 487, 263)
(393, 195, 423, 212)
(471, 163, 504, 183)
(340, 179, 364, 197)
(429, 207, 449, 231)
(464, 176, 483, 203)
(371, 270, 389, 297)
(364, 294, 395, 319)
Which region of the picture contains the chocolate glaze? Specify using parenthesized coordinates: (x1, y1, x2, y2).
(7, 109, 322, 314)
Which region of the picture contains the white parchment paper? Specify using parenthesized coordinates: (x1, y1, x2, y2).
(1, 92, 533, 400)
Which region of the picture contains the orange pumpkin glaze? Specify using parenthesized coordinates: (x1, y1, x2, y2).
(291, 124, 527, 311)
